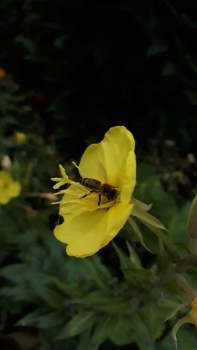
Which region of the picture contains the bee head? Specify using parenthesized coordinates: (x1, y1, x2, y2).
(109, 188, 117, 199)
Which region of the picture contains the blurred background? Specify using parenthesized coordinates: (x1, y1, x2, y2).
(0, 1, 197, 349)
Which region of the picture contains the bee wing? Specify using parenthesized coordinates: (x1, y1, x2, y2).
(98, 162, 108, 183)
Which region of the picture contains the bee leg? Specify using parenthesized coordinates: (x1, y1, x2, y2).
(80, 190, 95, 199)
(98, 193, 101, 206)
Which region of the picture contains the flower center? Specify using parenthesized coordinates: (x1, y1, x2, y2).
(51, 164, 120, 211)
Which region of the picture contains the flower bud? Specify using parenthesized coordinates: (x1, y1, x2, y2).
(187, 195, 197, 254)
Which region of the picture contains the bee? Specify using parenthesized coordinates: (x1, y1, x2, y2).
(80, 163, 118, 206)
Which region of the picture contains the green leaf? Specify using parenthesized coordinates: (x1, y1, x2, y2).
(126, 241, 142, 268)
(147, 40, 168, 57)
(109, 316, 136, 345)
(17, 310, 62, 329)
(132, 199, 166, 230)
(128, 268, 153, 289)
(140, 220, 177, 254)
(162, 62, 176, 76)
(31, 283, 65, 309)
(112, 242, 137, 280)
(156, 241, 170, 270)
(112, 241, 131, 265)
(168, 203, 190, 245)
(88, 315, 113, 348)
(0, 286, 36, 303)
(128, 312, 155, 348)
(128, 216, 153, 252)
(49, 276, 82, 298)
(138, 303, 166, 341)
(56, 310, 95, 339)
(81, 256, 111, 290)
(74, 290, 130, 315)
(0, 264, 28, 283)
(77, 329, 93, 350)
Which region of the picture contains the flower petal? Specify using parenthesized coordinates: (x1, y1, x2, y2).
(0, 193, 11, 204)
(80, 144, 105, 180)
(102, 126, 135, 186)
(54, 209, 108, 257)
(0, 171, 13, 183)
(0, 171, 21, 204)
(54, 202, 133, 258)
(8, 181, 21, 198)
(100, 202, 133, 248)
(79, 126, 135, 187)
(120, 150, 136, 204)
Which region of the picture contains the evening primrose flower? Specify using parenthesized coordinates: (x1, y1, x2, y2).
(0, 170, 21, 204)
(51, 126, 136, 258)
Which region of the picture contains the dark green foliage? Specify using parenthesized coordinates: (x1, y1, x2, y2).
(1, 1, 197, 349)
(0, 0, 197, 157)
(0, 156, 196, 348)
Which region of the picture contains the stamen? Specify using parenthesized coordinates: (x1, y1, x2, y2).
(51, 164, 85, 191)
(52, 180, 67, 190)
(72, 161, 88, 178)
(52, 201, 62, 205)
(59, 164, 76, 185)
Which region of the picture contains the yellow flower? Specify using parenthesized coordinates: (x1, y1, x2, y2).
(51, 126, 136, 258)
(0, 171, 21, 204)
(14, 132, 26, 145)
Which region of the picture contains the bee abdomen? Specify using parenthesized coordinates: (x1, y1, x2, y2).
(80, 178, 101, 190)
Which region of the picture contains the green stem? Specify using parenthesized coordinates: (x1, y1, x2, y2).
(175, 273, 197, 299)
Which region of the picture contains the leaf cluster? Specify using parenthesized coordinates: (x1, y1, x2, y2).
(0, 82, 196, 348)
